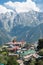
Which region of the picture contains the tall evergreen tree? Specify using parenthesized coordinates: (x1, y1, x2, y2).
(37, 39, 43, 50)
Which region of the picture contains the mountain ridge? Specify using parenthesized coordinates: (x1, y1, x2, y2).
(0, 10, 43, 44)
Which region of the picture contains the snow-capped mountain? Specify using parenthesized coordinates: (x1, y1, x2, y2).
(0, 10, 17, 32)
(0, 10, 43, 44)
(0, 10, 43, 32)
(0, 0, 43, 44)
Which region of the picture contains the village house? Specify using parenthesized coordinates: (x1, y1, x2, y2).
(2, 41, 26, 53)
(20, 49, 39, 61)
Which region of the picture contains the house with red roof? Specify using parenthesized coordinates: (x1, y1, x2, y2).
(3, 41, 26, 52)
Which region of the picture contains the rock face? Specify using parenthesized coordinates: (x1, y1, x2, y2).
(0, 10, 43, 44)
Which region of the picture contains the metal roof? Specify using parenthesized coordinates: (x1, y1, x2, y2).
(20, 49, 36, 56)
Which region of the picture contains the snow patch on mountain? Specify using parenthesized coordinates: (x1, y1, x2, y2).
(0, 11, 17, 32)
(0, 5, 14, 14)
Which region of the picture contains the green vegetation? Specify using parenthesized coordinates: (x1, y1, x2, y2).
(37, 60, 43, 65)
(7, 56, 18, 65)
(0, 47, 18, 65)
(29, 59, 36, 65)
(37, 39, 43, 50)
(0, 55, 18, 65)
(38, 49, 43, 56)
(0, 56, 7, 65)
(24, 58, 43, 65)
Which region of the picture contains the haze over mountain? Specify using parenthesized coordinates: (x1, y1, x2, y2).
(0, 0, 43, 44)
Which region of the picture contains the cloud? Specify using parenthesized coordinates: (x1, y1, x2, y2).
(0, 5, 14, 14)
(4, 0, 40, 13)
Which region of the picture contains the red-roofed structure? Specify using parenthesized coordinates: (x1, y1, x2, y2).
(6, 41, 26, 47)
(5, 41, 26, 52)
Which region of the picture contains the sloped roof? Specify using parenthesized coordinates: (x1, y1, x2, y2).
(21, 49, 36, 56)
(6, 41, 25, 45)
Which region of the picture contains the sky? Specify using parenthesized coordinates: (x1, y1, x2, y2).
(0, 0, 43, 4)
(0, 0, 43, 13)
(0, 0, 26, 4)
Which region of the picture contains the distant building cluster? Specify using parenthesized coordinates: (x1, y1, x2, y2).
(2, 41, 41, 65)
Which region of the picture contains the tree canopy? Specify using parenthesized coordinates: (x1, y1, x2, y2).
(37, 39, 43, 50)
